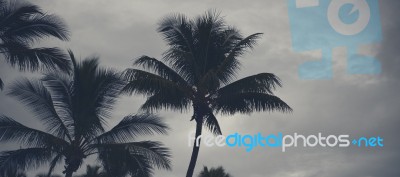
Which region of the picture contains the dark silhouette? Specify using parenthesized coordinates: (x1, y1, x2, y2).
(122, 10, 292, 177)
(36, 174, 62, 177)
(74, 165, 105, 177)
(0, 51, 171, 177)
(198, 166, 231, 177)
(0, 0, 70, 90)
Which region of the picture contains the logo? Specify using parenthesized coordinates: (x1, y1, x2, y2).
(189, 132, 384, 152)
(287, 0, 382, 79)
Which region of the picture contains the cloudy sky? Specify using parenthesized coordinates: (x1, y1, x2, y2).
(1, 0, 399, 177)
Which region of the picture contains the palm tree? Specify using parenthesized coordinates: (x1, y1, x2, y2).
(74, 165, 105, 177)
(0, 51, 171, 177)
(1, 169, 26, 177)
(198, 166, 231, 177)
(0, 0, 70, 90)
(122, 10, 292, 177)
(36, 173, 62, 177)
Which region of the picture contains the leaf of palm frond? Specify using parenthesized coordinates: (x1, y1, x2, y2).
(215, 33, 263, 84)
(99, 141, 172, 170)
(126, 141, 171, 170)
(213, 92, 292, 115)
(0, 115, 68, 149)
(97, 141, 171, 176)
(98, 146, 152, 177)
(0, 78, 3, 90)
(46, 154, 63, 177)
(122, 69, 188, 96)
(3, 13, 69, 43)
(215, 73, 282, 96)
(0, 148, 54, 174)
(204, 113, 222, 135)
(0, 2, 41, 29)
(157, 13, 198, 82)
(158, 13, 194, 53)
(41, 73, 75, 137)
(96, 114, 169, 144)
(72, 58, 123, 138)
(134, 56, 190, 89)
(141, 92, 190, 112)
(7, 79, 72, 140)
(163, 47, 197, 84)
(0, 42, 71, 73)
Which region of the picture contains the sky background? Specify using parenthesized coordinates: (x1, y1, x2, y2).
(0, 0, 399, 177)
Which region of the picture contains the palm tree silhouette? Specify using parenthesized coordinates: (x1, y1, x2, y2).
(1, 169, 27, 177)
(0, 51, 171, 177)
(122, 10, 292, 177)
(198, 166, 231, 177)
(36, 173, 62, 177)
(74, 165, 105, 177)
(0, 0, 70, 90)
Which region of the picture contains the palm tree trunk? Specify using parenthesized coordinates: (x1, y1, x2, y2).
(65, 171, 73, 177)
(186, 120, 203, 177)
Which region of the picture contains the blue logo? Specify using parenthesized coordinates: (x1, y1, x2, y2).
(287, 0, 382, 79)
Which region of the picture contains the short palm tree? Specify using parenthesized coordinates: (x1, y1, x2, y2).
(122, 11, 292, 177)
(74, 165, 105, 177)
(0, 0, 70, 90)
(198, 166, 231, 177)
(37, 173, 61, 177)
(0, 51, 171, 177)
(1, 169, 26, 177)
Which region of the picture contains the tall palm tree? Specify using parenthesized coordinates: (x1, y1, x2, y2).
(0, 51, 171, 177)
(0, 0, 70, 90)
(198, 166, 231, 177)
(122, 11, 292, 177)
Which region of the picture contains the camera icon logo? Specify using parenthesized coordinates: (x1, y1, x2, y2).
(287, 0, 382, 79)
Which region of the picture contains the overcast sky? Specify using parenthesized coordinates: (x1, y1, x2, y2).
(1, 0, 399, 177)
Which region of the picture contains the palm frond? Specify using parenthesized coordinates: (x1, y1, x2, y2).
(96, 114, 169, 143)
(2, 13, 69, 43)
(97, 141, 171, 177)
(215, 73, 282, 96)
(0, 115, 68, 149)
(122, 69, 188, 96)
(203, 113, 222, 135)
(215, 33, 263, 84)
(134, 56, 190, 88)
(126, 141, 171, 170)
(0, 148, 54, 175)
(157, 13, 198, 83)
(7, 78, 72, 140)
(41, 73, 75, 138)
(0, 78, 3, 90)
(46, 154, 63, 177)
(141, 92, 190, 112)
(98, 141, 171, 170)
(0, 2, 41, 29)
(72, 57, 124, 138)
(98, 146, 151, 177)
(0, 42, 71, 73)
(213, 92, 292, 115)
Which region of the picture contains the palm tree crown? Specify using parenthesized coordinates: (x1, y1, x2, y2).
(0, 0, 70, 90)
(0, 51, 171, 177)
(123, 10, 292, 177)
(198, 166, 232, 177)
